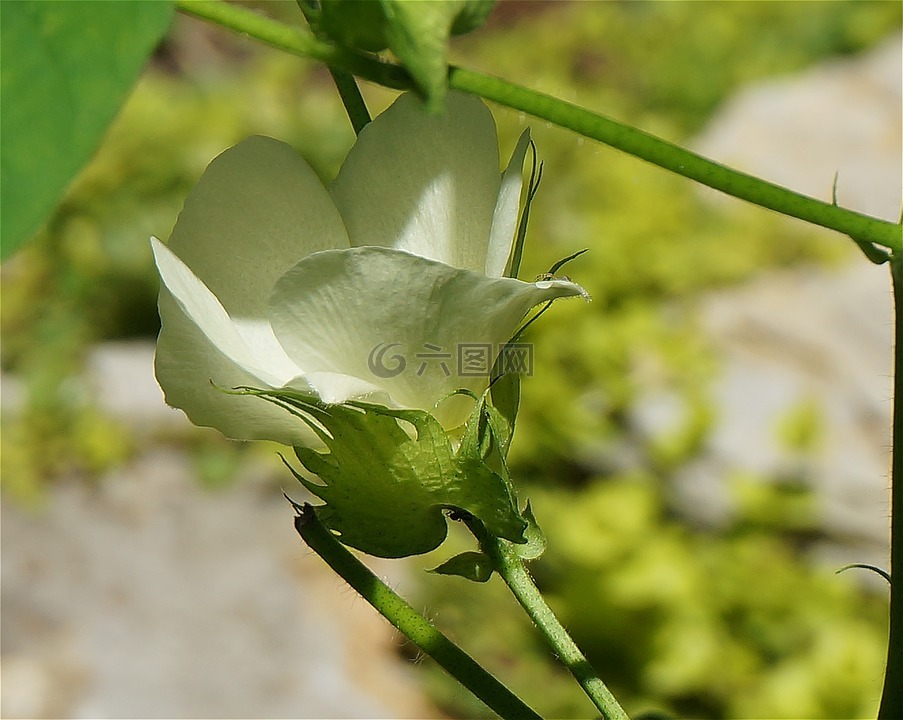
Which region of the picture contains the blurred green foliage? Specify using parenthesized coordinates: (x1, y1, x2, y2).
(1, 46, 354, 498)
(415, 2, 897, 718)
(419, 476, 887, 719)
(0, 0, 898, 716)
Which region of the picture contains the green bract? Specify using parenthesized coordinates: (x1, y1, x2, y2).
(234, 387, 526, 558)
(308, 0, 496, 109)
(152, 92, 586, 448)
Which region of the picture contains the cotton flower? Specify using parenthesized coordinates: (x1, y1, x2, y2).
(152, 92, 585, 446)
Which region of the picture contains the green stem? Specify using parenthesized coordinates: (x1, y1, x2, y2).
(293, 503, 541, 720)
(879, 253, 902, 718)
(175, 0, 410, 89)
(328, 67, 372, 135)
(466, 518, 629, 720)
(292, 0, 372, 134)
(447, 66, 901, 254)
(173, 0, 901, 254)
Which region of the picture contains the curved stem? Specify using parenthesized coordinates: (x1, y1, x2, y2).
(879, 253, 902, 718)
(175, 0, 410, 89)
(447, 66, 901, 254)
(293, 503, 542, 720)
(173, 0, 901, 254)
(466, 517, 629, 720)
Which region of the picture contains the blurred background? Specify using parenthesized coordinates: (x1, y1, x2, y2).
(2, 1, 901, 718)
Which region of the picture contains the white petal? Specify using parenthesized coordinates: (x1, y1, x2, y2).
(231, 317, 308, 384)
(268, 247, 586, 429)
(329, 92, 501, 272)
(301, 371, 392, 406)
(168, 135, 350, 321)
(152, 237, 288, 384)
(155, 291, 318, 446)
(152, 238, 313, 445)
(486, 129, 531, 278)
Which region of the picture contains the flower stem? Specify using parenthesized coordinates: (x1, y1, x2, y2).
(291, 0, 371, 134)
(328, 67, 371, 135)
(293, 503, 541, 720)
(173, 0, 901, 254)
(879, 252, 903, 719)
(466, 517, 629, 720)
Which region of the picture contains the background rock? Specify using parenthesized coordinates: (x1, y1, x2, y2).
(675, 261, 893, 574)
(671, 33, 899, 574)
(692, 32, 902, 222)
(1, 446, 434, 719)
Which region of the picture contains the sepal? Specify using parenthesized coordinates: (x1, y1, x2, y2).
(233, 386, 527, 558)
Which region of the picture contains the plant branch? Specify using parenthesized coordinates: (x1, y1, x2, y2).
(175, 0, 410, 89)
(879, 252, 902, 719)
(466, 517, 629, 720)
(447, 66, 901, 254)
(293, 503, 542, 720)
(174, 0, 901, 254)
(328, 67, 371, 135)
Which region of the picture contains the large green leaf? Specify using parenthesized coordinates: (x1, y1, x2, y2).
(0, 0, 173, 259)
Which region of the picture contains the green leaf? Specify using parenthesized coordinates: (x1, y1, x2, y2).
(430, 551, 494, 582)
(312, 0, 495, 107)
(0, 0, 173, 259)
(238, 387, 527, 558)
(449, 0, 495, 35)
(380, 0, 458, 111)
(313, 0, 390, 53)
(457, 386, 520, 485)
(504, 137, 541, 279)
(489, 370, 520, 456)
(379, 0, 494, 111)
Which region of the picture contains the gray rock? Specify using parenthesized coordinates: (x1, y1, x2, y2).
(1, 340, 189, 432)
(661, 35, 901, 573)
(689, 262, 892, 565)
(693, 32, 902, 222)
(1, 450, 434, 719)
(84, 340, 192, 431)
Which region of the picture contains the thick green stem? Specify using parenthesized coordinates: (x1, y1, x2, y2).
(173, 0, 901, 254)
(466, 518, 629, 720)
(293, 504, 541, 720)
(879, 254, 902, 718)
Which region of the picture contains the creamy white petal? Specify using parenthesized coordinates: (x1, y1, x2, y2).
(152, 237, 293, 385)
(299, 371, 392, 406)
(155, 290, 318, 446)
(167, 135, 350, 321)
(268, 247, 587, 430)
(486, 129, 531, 278)
(231, 317, 307, 384)
(329, 92, 501, 272)
(152, 236, 314, 445)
